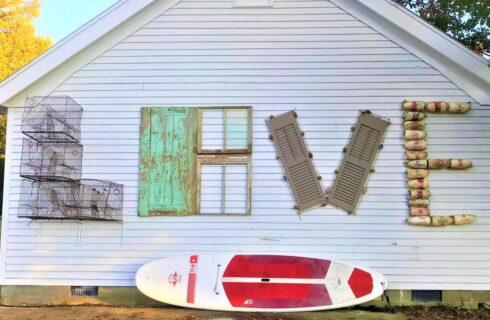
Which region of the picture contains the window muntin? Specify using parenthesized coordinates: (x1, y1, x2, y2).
(197, 156, 251, 215)
(198, 107, 252, 154)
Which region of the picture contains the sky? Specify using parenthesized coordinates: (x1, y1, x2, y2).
(34, 0, 119, 43)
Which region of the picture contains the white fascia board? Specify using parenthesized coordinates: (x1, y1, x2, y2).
(331, 0, 490, 105)
(0, 107, 15, 284)
(0, 0, 157, 106)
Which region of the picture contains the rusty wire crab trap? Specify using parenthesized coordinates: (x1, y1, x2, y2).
(18, 180, 80, 220)
(18, 180, 123, 221)
(21, 138, 83, 181)
(77, 179, 123, 221)
(21, 96, 82, 143)
(18, 95, 124, 222)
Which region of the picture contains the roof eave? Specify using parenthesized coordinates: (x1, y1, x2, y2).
(331, 0, 490, 105)
(0, 0, 157, 107)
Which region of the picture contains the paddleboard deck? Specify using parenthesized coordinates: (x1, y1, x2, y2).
(136, 253, 387, 312)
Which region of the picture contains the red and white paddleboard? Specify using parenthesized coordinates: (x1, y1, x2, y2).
(136, 253, 387, 312)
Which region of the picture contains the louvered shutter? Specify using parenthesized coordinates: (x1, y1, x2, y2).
(327, 111, 390, 214)
(266, 111, 325, 212)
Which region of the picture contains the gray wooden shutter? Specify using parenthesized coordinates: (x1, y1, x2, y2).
(326, 111, 390, 214)
(266, 111, 325, 212)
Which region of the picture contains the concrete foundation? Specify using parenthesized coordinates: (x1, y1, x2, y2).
(0, 286, 162, 307)
(1, 286, 489, 309)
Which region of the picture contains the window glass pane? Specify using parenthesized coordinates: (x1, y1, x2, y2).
(224, 164, 248, 214)
(201, 109, 224, 150)
(226, 109, 249, 150)
(200, 165, 223, 214)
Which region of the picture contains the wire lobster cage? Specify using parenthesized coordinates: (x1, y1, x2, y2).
(78, 179, 123, 221)
(21, 138, 83, 181)
(18, 180, 80, 220)
(18, 179, 123, 221)
(21, 96, 83, 143)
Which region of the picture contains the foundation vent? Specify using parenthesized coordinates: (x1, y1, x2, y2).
(411, 290, 442, 302)
(71, 286, 98, 297)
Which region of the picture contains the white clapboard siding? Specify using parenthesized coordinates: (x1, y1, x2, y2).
(2, 0, 490, 290)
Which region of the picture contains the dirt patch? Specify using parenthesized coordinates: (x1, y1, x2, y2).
(360, 305, 490, 320)
(0, 305, 489, 320)
(0, 306, 404, 320)
(398, 306, 490, 320)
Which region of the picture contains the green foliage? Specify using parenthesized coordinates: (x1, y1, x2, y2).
(0, 0, 52, 159)
(0, 0, 52, 80)
(393, 0, 490, 57)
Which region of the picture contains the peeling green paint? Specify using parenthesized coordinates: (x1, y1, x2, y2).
(139, 107, 196, 216)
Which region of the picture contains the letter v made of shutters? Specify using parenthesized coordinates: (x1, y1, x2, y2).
(266, 111, 326, 212)
(327, 111, 390, 214)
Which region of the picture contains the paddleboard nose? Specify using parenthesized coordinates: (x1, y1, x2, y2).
(135, 262, 154, 293)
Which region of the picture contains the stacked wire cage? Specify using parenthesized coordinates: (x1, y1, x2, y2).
(18, 180, 80, 220)
(22, 96, 82, 143)
(18, 96, 123, 221)
(18, 180, 124, 221)
(78, 179, 123, 221)
(20, 138, 83, 181)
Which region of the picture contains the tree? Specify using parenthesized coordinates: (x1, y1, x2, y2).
(0, 0, 52, 80)
(0, 0, 52, 158)
(393, 0, 490, 58)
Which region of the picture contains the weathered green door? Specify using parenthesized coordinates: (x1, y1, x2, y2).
(139, 107, 196, 216)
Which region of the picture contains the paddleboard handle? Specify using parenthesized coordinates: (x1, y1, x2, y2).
(213, 264, 221, 295)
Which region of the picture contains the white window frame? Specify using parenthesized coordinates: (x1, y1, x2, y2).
(196, 156, 252, 215)
(197, 107, 252, 154)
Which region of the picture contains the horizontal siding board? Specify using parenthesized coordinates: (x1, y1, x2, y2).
(6, 221, 490, 236)
(15, 107, 490, 119)
(72, 67, 440, 78)
(163, 8, 347, 15)
(2, 0, 489, 291)
(6, 245, 490, 258)
(143, 21, 373, 30)
(154, 13, 357, 22)
(58, 82, 459, 92)
(63, 75, 451, 85)
(92, 54, 421, 64)
(53, 89, 463, 98)
(111, 41, 400, 50)
(7, 241, 490, 253)
(174, 1, 338, 8)
(100, 48, 411, 57)
(121, 34, 389, 43)
(133, 27, 378, 36)
(6, 215, 490, 225)
(16, 96, 473, 106)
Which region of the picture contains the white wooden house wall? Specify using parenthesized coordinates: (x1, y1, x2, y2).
(1, 0, 489, 290)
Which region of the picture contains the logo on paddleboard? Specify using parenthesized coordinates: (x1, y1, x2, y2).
(168, 271, 182, 287)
